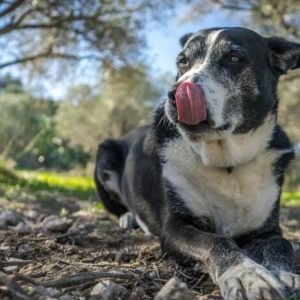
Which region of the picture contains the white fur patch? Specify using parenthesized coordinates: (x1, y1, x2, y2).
(101, 170, 121, 197)
(135, 214, 151, 236)
(217, 258, 286, 297)
(190, 115, 275, 167)
(161, 118, 283, 237)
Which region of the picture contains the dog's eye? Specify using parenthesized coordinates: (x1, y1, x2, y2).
(230, 55, 240, 63)
(226, 51, 246, 64)
(222, 51, 248, 68)
(178, 57, 189, 66)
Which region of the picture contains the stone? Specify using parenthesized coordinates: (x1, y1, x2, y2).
(42, 215, 73, 233)
(154, 277, 196, 300)
(90, 280, 129, 300)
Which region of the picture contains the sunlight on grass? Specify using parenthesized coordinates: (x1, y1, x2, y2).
(19, 171, 96, 200)
(0, 168, 97, 201)
(282, 191, 300, 207)
(21, 171, 94, 191)
(1, 166, 300, 207)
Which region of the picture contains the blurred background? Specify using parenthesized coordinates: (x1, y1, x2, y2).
(0, 0, 299, 204)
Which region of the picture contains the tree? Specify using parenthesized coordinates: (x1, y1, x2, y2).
(184, 0, 300, 38)
(56, 64, 163, 154)
(0, 0, 177, 71)
(0, 76, 89, 170)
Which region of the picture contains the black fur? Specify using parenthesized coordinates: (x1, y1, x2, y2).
(95, 27, 300, 299)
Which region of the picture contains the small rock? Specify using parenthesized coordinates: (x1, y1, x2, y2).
(130, 286, 151, 300)
(154, 277, 196, 300)
(90, 280, 129, 300)
(3, 265, 18, 272)
(13, 221, 32, 234)
(42, 215, 73, 233)
(24, 209, 39, 220)
(31, 286, 60, 298)
(0, 210, 19, 229)
(17, 243, 35, 254)
(45, 239, 58, 250)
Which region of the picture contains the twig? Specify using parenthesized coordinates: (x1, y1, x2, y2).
(29, 232, 74, 241)
(63, 281, 97, 292)
(192, 273, 207, 289)
(176, 269, 194, 280)
(153, 265, 161, 279)
(57, 258, 138, 269)
(15, 270, 138, 288)
(0, 260, 33, 268)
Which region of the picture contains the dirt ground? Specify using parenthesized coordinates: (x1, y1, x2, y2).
(0, 196, 300, 300)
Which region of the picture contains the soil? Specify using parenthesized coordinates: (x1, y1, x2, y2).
(0, 196, 299, 300)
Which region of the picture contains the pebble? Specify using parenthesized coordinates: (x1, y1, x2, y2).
(0, 210, 19, 229)
(154, 276, 196, 300)
(42, 215, 73, 233)
(90, 280, 129, 300)
(13, 221, 32, 234)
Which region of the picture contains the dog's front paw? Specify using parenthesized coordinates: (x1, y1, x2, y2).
(119, 212, 136, 230)
(217, 260, 286, 300)
(272, 271, 300, 296)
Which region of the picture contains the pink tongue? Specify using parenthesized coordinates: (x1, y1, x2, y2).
(175, 82, 207, 125)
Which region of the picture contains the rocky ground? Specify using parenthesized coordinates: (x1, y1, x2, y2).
(0, 195, 300, 300)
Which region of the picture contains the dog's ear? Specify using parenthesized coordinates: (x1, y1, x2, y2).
(180, 33, 193, 48)
(266, 37, 300, 74)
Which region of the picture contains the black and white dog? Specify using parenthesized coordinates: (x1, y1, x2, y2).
(95, 27, 300, 299)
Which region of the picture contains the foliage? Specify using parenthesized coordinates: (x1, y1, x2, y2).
(184, 0, 300, 39)
(0, 0, 177, 72)
(0, 75, 90, 170)
(282, 191, 300, 206)
(0, 168, 96, 201)
(56, 64, 163, 153)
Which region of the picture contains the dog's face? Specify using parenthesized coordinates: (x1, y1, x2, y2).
(165, 27, 300, 141)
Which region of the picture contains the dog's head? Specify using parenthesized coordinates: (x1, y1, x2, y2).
(165, 27, 300, 142)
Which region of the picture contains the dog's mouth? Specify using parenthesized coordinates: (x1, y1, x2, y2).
(174, 82, 207, 126)
(168, 82, 230, 133)
(170, 82, 230, 131)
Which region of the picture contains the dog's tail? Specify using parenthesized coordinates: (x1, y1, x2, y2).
(94, 139, 128, 217)
(295, 144, 300, 158)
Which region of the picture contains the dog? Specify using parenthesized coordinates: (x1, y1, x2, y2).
(95, 27, 300, 299)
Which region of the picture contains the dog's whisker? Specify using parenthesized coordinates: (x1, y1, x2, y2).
(155, 114, 167, 131)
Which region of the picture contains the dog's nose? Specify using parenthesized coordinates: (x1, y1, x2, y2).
(168, 84, 180, 107)
(168, 89, 176, 106)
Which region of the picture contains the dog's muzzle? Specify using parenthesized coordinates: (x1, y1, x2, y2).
(168, 82, 207, 126)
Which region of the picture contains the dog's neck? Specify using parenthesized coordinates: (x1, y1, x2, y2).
(189, 115, 275, 168)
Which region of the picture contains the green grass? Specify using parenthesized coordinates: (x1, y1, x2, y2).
(282, 190, 300, 207)
(1, 167, 300, 206)
(0, 168, 96, 200)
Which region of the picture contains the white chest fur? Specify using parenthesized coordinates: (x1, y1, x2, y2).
(161, 138, 281, 237)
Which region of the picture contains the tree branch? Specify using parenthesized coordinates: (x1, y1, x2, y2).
(214, 0, 253, 11)
(0, 0, 24, 18)
(0, 14, 100, 36)
(0, 51, 101, 69)
(0, 52, 78, 69)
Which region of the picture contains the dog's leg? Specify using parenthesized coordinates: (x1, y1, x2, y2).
(119, 212, 138, 230)
(162, 215, 288, 300)
(243, 236, 300, 295)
